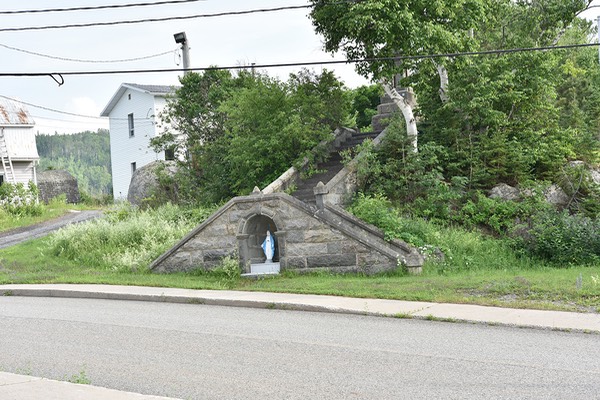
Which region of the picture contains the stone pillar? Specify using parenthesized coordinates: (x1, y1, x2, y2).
(313, 181, 328, 210)
(236, 234, 251, 272)
(274, 230, 286, 268)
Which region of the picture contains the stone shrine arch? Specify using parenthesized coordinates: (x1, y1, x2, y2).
(237, 212, 284, 271)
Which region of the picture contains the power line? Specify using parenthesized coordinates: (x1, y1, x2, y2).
(0, 94, 108, 120)
(0, 94, 159, 121)
(0, 0, 206, 15)
(0, 42, 597, 79)
(0, 43, 178, 63)
(0, 4, 313, 32)
(30, 115, 109, 124)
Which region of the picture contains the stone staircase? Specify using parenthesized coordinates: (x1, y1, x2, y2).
(290, 131, 380, 204)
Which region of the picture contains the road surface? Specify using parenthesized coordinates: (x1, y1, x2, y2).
(1, 296, 599, 399)
(0, 210, 102, 249)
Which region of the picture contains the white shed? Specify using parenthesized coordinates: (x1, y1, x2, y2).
(100, 83, 178, 200)
(0, 98, 39, 186)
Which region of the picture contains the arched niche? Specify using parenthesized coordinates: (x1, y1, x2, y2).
(237, 214, 280, 270)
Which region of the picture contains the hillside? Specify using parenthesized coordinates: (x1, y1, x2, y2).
(36, 129, 112, 197)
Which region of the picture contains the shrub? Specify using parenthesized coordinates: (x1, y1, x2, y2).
(348, 193, 429, 246)
(455, 191, 547, 236)
(0, 182, 43, 216)
(516, 209, 600, 265)
(557, 163, 600, 218)
(79, 190, 113, 207)
(212, 255, 242, 287)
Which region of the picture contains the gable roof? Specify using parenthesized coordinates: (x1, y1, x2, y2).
(100, 83, 179, 117)
(0, 98, 35, 126)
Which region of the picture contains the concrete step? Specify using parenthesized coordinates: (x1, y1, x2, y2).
(371, 114, 394, 132)
(377, 102, 398, 114)
(290, 130, 382, 204)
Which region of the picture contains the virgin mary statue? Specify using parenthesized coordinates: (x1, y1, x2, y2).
(261, 230, 275, 262)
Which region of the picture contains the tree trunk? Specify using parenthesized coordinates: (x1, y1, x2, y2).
(380, 81, 418, 152)
(436, 63, 449, 103)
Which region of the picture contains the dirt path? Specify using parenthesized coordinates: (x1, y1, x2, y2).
(0, 210, 103, 249)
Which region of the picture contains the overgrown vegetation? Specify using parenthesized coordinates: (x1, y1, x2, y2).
(307, 1, 600, 265)
(0, 183, 97, 233)
(1, 232, 598, 312)
(0, 182, 43, 217)
(49, 203, 214, 272)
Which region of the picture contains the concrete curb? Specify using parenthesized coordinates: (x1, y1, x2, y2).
(1, 284, 599, 334)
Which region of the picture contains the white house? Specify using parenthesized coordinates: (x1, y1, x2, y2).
(100, 83, 178, 200)
(0, 98, 39, 186)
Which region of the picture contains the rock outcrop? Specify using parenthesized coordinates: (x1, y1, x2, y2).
(127, 161, 177, 206)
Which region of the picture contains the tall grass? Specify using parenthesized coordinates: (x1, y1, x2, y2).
(0, 194, 92, 232)
(348, 193, 554, 275)
(414, 220, 550, 275)
(49, 203, 213, 272)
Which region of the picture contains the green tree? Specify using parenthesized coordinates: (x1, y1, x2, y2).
(417, 1, 598, 188)
(309, 0, 490, 150)
(350, 84, 382, 131)
(36, 129, 112, 196)
(154, 69, 352, 205)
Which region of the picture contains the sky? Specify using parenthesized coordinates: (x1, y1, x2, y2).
(0, 0, 599, 135)
(0, 0, 370, 135)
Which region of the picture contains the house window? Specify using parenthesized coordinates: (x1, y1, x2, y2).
(128, 113, 134, 137)
(128, 94, 131, 100)
(131, 162, 137, 174)
(0, 175, 3, 186)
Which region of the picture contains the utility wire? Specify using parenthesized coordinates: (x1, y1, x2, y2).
(0, 0, 206, 15)
(0, 4, 314, 32)
(1, 42, 596, 119)
(0, 94, 109, 120)
(0, 95, 159, 121)
(0, 43, 178, 63)
(0, 42, 597, 78)
(29, 114, 110, 124)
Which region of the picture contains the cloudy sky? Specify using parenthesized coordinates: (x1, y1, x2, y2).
(0, 0, 598, 135)
(0, 0, 370, 134)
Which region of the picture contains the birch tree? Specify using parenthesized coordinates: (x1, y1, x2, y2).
(308, 0, 488, 151)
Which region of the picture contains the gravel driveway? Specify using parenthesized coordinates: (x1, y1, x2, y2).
(0, 210, 103, 249)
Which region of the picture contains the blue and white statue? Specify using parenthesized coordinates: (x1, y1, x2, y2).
(261, 230, 275, 262)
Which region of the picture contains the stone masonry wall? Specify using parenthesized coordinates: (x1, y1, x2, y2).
(37, 169, 79, 204)
(324, 129, 388, 207)
(150, 192, 417, 274)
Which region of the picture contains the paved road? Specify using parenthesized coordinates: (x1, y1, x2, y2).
(0, 210, 102, 249)
(1, 297, 599, 399)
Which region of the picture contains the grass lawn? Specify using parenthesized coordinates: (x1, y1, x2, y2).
(0, 201, 97, 233)
(1, 236, 598, 313)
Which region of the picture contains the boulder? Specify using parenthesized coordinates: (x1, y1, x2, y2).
(37, 169, 79, 204)
(591, 168, 600, 186)
(127, 161, 178, 206)
(568, 161, 600, 186)
(544, 184, 570, 208)
(489, 183, 521, 201)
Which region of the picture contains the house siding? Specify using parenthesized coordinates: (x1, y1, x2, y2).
(11, 161, 36, 184)
(108, 89, 167, 200)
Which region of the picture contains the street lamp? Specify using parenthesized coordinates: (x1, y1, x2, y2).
(174, 32, 190, 75)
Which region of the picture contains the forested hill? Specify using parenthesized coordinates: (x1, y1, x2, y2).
(36, 129, 112, 196)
